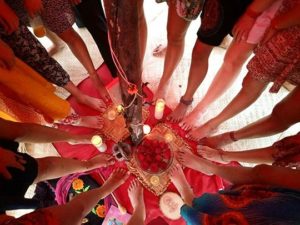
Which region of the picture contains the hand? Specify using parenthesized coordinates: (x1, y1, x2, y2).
(0, 147, 26, 179)
(0, 1, 19, 34)
(232, 14, 256, 42)
(23, 0, 43, 18)
(0, 40, 15, 69)
(69, 0, 82, 6)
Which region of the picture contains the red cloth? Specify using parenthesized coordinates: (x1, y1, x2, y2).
(53, 64, 231, 225)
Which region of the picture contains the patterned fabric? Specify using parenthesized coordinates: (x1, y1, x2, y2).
(0, 23, 70, 87)
(181, 185, 300, 225)
(40, 0, 75, 35)
(247, 0, 300, 93)
(272, 133, 300, 168)
(176, 0, 204, 21)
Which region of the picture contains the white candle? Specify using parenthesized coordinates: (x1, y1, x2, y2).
(91, 135, 103, 146)
(98, 143, 107, 152)
(155, 98, 165, 120)
(143, 124, 151, 134)
(91, 135, 107, 152)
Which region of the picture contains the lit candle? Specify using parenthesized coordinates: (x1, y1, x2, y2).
(91, 135, 107, 152)
(143, 124, 151, 134)
(164, 132, 174, 143)
(155, 98, 165, 120)
(91, 135, 102, 146)
(107, 109, 117, 120)
(116, 104, 124, 113)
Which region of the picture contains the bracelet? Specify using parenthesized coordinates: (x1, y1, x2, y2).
(245, 8, 260, 19)
(229, 131, 238, 142)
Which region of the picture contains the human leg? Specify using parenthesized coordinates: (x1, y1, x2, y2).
(127, 179, 146, 225)
(34, 154, 115, 183)
(63, 81, 106, 112)
(45, 28, 65, 56)
(40, 168, 129, 225)
(168, 40, 213, 122)
(169, 164, 195, 206)
(187, 74, 267, 141)
(202, 86, 300, 147)
(137, 0, 147, 64)
(180, 40, 254, 130)
(58, 27, 110, 102)
(74, 0, 117, 76)
(154, 0, 190, 100)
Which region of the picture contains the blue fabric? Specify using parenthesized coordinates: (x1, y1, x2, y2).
(181, 185, 300, 225)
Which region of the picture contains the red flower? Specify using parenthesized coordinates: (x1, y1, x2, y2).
(127, 83, 138, 95)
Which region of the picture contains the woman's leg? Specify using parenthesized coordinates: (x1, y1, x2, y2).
(58, 27, 110, 102)
(137, 0, 147, 64)
(187, 74, 267, 141)
(127, 179, 146, 225)
(41, 169, 129, 225)
(63, 81, 106, 112)
(74, 0, 117, 76)
(45, 28, 65, 56)
(168, 40, 213, 122)
(169, 164, 195, 207)
(202, 86, 300, 148)
(34, 154, 115, 183)
(180, 40, 255, 130)
(154, 0, 190, 100)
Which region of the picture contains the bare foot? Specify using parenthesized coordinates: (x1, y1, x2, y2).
(90, 73, 111, 103)
(197, 146, 228, 164)
(104, 168, 130, 190)
(153, 44, 167, 57)
(78, 116, 103, 129)
(186, 122, 216, 141)
(179, 108, 204, 131)
(87, 154, 115, 169)
(168, 164, 194, 205)
(128, 179, 146, 221)
(167, 102, 191, 123)
(177, 150, 212, 176)
(76, 94, 106, 112)
(198, 132, 233, 149)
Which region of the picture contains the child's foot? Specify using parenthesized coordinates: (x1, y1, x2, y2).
(87, 154, 116, 169)
(128, 179, 146, 221)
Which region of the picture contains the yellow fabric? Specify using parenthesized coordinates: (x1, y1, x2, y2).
(0, 110, 17, 122)
(0, 58, 71, 120)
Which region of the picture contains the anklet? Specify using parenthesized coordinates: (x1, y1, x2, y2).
(229, 131, 238, 142)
